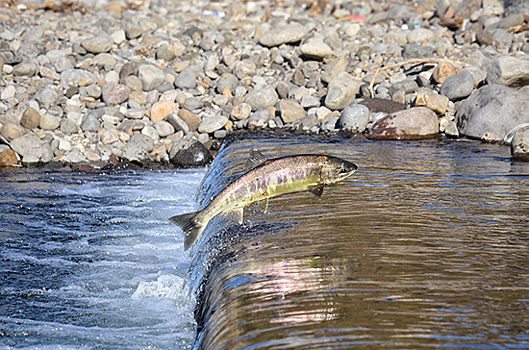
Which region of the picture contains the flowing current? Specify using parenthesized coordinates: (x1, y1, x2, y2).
(1, 135, 528, 349)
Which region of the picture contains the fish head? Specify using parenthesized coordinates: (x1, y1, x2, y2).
(321, 156, 358, 184)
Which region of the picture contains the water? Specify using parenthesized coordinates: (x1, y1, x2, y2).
(188, 136, 529, 350)
(0, 168, 205, 349)
(1, 136, 528, 350)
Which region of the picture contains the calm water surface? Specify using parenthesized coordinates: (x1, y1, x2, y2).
(0, 136, 528, 350)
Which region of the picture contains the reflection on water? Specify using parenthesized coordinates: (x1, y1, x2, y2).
(192, 136, 529, 350)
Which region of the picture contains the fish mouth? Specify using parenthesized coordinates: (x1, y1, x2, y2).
(340, 160, 358, 175)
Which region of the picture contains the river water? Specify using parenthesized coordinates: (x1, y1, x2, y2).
(1, 135, 528, 349)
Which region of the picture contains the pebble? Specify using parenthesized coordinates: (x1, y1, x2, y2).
(369, 107, 439, 140)
(259, 24, 306, 47)
(244, 85, 279, 111)
(0, 0, 527, 167)
(337, 104, 370, 133)
(511, 126, 529, 161)
(456, 84, 529, 140)
(440, 71, 475, 101)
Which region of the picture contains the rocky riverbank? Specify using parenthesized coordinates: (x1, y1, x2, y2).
(1, 0, 529, 169)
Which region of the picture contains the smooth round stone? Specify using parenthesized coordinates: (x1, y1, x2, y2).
(129, 133, 154, 152)
(216, 73, 239, 94)
(174, 67, 197, 90)
(300, 41, 334, 60)
(369, 107, 439, 140)
(1, 122, 25, 141)
(81, 113, 101, 132)
(137, 64, 165, 91)
(337, 104, 370, 132)
(231, 103, 252, 120)
(60, 69, 97, 89)
(150, 100, 177, 123)
(199, 116, 228, 133)
(12, 61, 37, 76)
(170, 141, 212, 168)
(20, 107, 41, 129)
(406, 28, 435, 44)
(1, 84, 16, 100)
(102, 83, 131, 105)
(324, 73, 362, 110)
(60, 119, 79, 135)
(488, 56, 529, 88)
(440, 71, 475, 101)
(40, 114, 61, 130)
(259, 24, 306, 47)
(81, 36, 113, 54)
(154, 120, 175, 137)
(244, 85, 279, 111)
(279, 99, 306, 124)
(183, 97, 202, 111)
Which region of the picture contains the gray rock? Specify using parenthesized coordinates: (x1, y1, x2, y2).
(198, 116, 229, 133)
(156, 47, 175, 62)
(102, 83, 131, 105)
(170, 141, 212, 168)
(60, 119, 78, 135)
(183, 97, 202, 111)
(244, 85, 279, 111)
(35, 86, 59, 108)
(369, 107, 439, 140)
(12, 61, 37, 76)
(259, 24, 306, 47)
(389, 78, 419, 98)
(0, 50, 23, 65)
(81, 36, 113, 54)
(10, 132, 43, 161)
(324, 72, 362, 110)
(488, 56, 529, 88)
(406, 28, 434, 44)
(123, 142, 149, 162)
(300, 41, 334, 60)
(322, 56, 348, 84)
(511, 126, 529, 161)
(137, 64, 165, 91)
(231, 103, 252, 120)
(165, 114, 189, 134)
(234, 59, 257, 79)
(154, 120, 175, 137)
(81, 113, 101, 132)
(216, 73, 239, 94)
(440, 71, 475, 101)
(39, 114, 61, 130)
(415, 88, 449, 115)
(498, 13, 525, 29)
(337, 104, 370, 132)
(456, 84, 529, 140)
(279, 99, 306, 124)
(402, 44, 434, 59)
(174, 67, 197, 89)
(248, 109, 271, 128)
(491, 29, 513, 48)
(60, 69, 97, 89)
(125, 24, 143, 39)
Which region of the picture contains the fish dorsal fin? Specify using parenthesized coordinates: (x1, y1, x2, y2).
(308, 184, 324, 197)
(244, 148, 268, 171)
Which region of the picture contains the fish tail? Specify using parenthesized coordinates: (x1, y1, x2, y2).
(169, 211, 204, 250)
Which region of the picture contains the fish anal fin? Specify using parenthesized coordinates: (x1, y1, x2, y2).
(308, 184, 324, 197)
(262, 197, 269, 213)
(245, 148, 268, 171)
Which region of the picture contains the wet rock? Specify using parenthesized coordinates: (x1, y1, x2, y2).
(170, 141, 212, 168)
(174, 67, 197, 90)
(259, 24, 306, 47)
(81, 36, 113, 54)
(244, 85, 279, 111)
(325, 73, 362, 110)
(337, 104, 370, 133)
(511, 126, 529, 161)
(456, 84, 529, 140)
(279, 99, 306, 124)
(0, 146, 19, 166)
(20, 107, 41, 129)
(137, 64, 165, 91)
(488, 56, 529, 88)
(151, 100, 177, 123)
(369, 107, 439, 140)
(102, 83, 131, 105)
(440, 70, 475, 101)
(415, 88, 449, 114)
(198, 116, 229, 133)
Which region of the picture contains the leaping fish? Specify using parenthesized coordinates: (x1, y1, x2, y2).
(170, 148, 358, 250)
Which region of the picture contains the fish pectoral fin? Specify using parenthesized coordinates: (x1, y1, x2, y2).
(225, 207, 245, 224)
(308, 184, 324, 197)
(244, 148, 269, 171)
(256, 197, 269, 213)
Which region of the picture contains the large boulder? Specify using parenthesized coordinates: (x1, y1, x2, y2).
(369, 107, 439, 140)
(455, 84, 529, 140)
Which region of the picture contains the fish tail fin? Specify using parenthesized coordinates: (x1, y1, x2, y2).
(169, 211, 204, 251)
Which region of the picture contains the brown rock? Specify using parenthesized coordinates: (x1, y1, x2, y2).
(20, 107, 41, 129)
(279, 99, 306, 124)
(369, 107, 439, 140)
(102, 83, 131, 105)
(1, 122, 25, 141)
(359, 98, 406, 114)
(178, 108, 200, 132)
(150, 100, 177, 123)
(432, 61, 461, 84)
(0, 148, 19, 166)
(414, 88, 449, 114)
